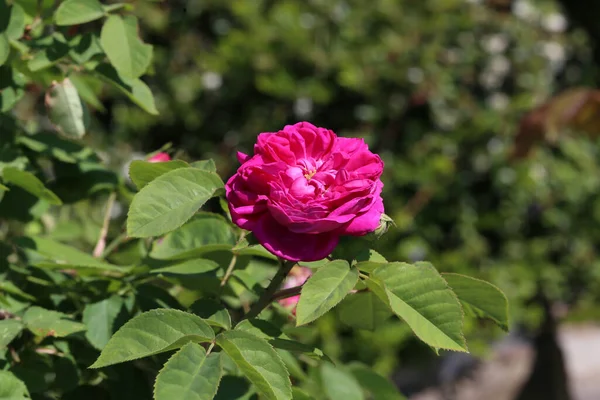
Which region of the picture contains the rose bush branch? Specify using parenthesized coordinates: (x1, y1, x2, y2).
(244, 259, 297, 320)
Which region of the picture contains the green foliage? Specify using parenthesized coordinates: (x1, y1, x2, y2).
(55, 0, 105, 26)
(45, 78, 90, 139)
(296, 260, 358, 326)
(91, 309, 214, 368)
(154, 343, 223, 400)
(127, 168, 224, 238)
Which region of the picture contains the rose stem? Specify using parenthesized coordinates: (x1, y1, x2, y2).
(243, 259, 296, 320)
(271, 284, 303, 302)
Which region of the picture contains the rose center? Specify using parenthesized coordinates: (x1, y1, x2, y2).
(304, 169, 317, 180)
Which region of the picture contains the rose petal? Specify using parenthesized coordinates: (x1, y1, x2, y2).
(253, 214, 339, 261)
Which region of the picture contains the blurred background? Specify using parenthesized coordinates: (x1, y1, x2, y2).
(15, 0, 600, 398)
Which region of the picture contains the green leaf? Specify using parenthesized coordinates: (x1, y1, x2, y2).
(129, 160, 190, 190)
(338, 291, 392, 331)
(292, 388, 312, 400)
(0, 370, 30, 399)
(91, 309, 214, 368)
(216, 330, 292, 400)
(0, 280, 35, 301)
(82, 296, 124, 350)
(442, 273, 509, 331)
(368, 262, 467, 352)
(100, 15, 152, 79)
(127, 168, 224, 238)
(0, 319, 23, 349)
(94, 63, 158, 114)
(214, 376, 255, 400)
(150, 214, 236, 260)
(189, 298, 231, 330)
(190, 159, 217, 172)
(296, 260, 358, 326)
(14, 236, 125, 272)
(0, 66, 25, 112)
(154, 343, 223, 400)
(151, 259, 220, 275)
(320, 363, 364, 400)
(55, 0, 105, 26)
(348, 363, 406, 400)
(23, 306, 86, 337)
(232, 244, 278, 260)
(0, 1, 26, 40)
(45, 78, 90, 139)
(2, 168, 62, 205)
(27, 34, 69, 71)
(0, 34, 9, 66)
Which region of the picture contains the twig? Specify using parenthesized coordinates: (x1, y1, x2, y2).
(243, 259, 296, 320)
(220, 254, 237, 287)
(271, 285, 303, 302)
(101, 231, 128, 259)
(93, 192, 117, 258)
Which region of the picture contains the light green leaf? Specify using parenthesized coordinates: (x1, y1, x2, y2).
(100, 15, 152, 79)
(129, 160, 190, 190)
(82, 296, 124, 350)
(0, 34, 9, 66)
(0, 319, 23, 349)
(3, 168, 62, 205)
(296, 260, 358, 326)
(127, 168, 224, 238)
(95, 62, 158, 114)
(55, 0, 105, 26)
(150, 214, 235, 259)
(442, 273, 509, 331)
(27, 34, 69, 71)
(369, 262, 467, 352)
(216, 330, 292, 400)
(14, 236, 125, 272)
(320, 363, 364, 400)
(45, 78, 90, 139)
(0, 280, 35, 301)
(23, 306, 86, 337)
(154, 343, 223, 400)
(0, 370, 30, 399)
(348, 363, 406, 400)
(191, 159, 217, 172)
(232, 244, 278, 260)
(91, 309, 214, 368)
(338, 291, 392, 331)
(0, 1, 26, 40)
(151, 259, 220, 275)
(292, 388, 312, 400)
(189, 298, 231, 330)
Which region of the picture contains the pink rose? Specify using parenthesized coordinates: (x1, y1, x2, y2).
(278, 266, 312, 310)
(226, 122, 384, 261)
(148, 152, 171, 163)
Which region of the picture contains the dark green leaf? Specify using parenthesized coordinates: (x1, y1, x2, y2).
(189, 298, 231, 330)
(348, 363, 406, 400)
(94, 63, 158, 114)
(3, 168, 62, 205)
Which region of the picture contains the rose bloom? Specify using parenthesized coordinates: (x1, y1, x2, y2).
(278, 266, 312, 310)
(148, 152, 171, 163)
(226, 122, 384, 261)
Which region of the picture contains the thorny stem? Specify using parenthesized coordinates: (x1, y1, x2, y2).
(93, 192, 117, 258)
(243, 259, 296, 320)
